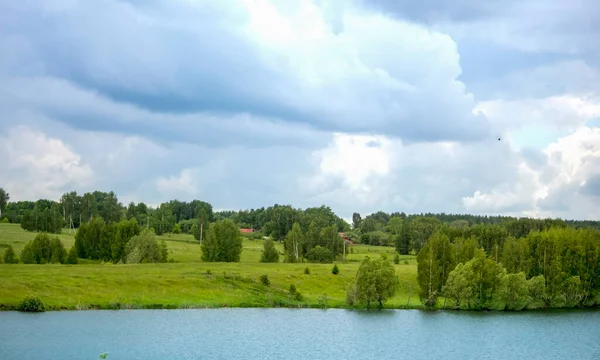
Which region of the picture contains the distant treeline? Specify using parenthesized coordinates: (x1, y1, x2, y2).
(1, 188, 599, 255)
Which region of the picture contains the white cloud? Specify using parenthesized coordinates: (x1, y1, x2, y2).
(0, 125, 93, 200)
(463, 127, 600, 219)
(156, 169, 199, 197)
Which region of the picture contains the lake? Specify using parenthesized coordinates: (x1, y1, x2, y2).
(1, 309, 599, 360)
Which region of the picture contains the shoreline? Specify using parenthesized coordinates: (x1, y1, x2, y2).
(2, 302, 598, 312)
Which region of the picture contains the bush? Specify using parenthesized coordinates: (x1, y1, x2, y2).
(289, 284, 303, 301)
(18, 296, 46, 312)
(346, 283, 358, 306)
(332, 264, 339, 275)
(289, 284, 297, 295)
(318, 294, 329, 308)
(404, 260, 409, 265)
(172, 223, 182, 234)
(260, 274, 270, 286)
(1, 217, 8, 223)
(260, 239, 279, 263)
(304, 267, 310, 275)
(3, 245, 18, 264)
(66, 246, 79, 264)
(394, 253, 400, 264)
(125, 229, 168, 264)
(306, 246, 334, 263)
(20, 233, 67, 264)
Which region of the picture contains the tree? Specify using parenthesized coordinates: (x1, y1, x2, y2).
(351, 255, 399, 309)
(352, 212, 362, 230)
(284, 223, 304, 263)
(201, 219, 243, 262)
(320, 225, 343, 256)
(260, 239, 279, 263)
(416, 231, 455, 307)
(0, 188, 9, 219)
(3, 245, 18, 264)
(499, 272, 530, 310)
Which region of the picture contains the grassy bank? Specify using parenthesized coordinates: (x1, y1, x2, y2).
(0, 223, 422, 310)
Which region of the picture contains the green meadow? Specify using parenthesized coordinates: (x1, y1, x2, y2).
(0, 223, 421, 310)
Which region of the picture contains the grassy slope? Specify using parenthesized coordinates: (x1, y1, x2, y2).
(0, 223, 421, 310)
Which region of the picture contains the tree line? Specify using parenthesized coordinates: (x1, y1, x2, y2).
(416, 226, 600, 309)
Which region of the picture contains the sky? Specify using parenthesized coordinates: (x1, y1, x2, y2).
(1, 0, 599, 220)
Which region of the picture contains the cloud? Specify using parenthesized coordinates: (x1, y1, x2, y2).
(463, 127, 600, 219)
(0, 126, 93, 201)
(0, 0, 599, 222)
(0, 0, 489, 143)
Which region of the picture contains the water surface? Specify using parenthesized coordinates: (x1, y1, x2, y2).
(1, 309, 599, 360)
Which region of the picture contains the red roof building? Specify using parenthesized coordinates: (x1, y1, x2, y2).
(240, 228, 254, 233)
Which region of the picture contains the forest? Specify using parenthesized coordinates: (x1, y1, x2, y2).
(0, 187, 599, 310)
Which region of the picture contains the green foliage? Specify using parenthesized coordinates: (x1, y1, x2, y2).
(260, 274, 270, 286)
(320, 225, 344, 256)
(317, 294, 328, 308)
(18, 296, 46, 312)
(288, 284, 303, 301)
(306, 245, 334, 263)
(416, 231, 455, 307)
(394, 253, 400, 264)
(20, 233, 67, 264)
(304, 266, 310, 275)
(499, 272, 530, 310)
(4, 245, 18, 263)
(351, 255, 399, 309)
(172, 223, 182, 234)
(443, 250, 507, 309)
(125, 229, 168, 264)
(201, 219, 243, 262)
(1, 217, 8, 223)
(66, 246, 78, 264)
(332, 264, 339, 275)
(260, 239, 279, 263)
(284, 222, 304, 263)
(100, 353, 108, 359)
(360, 231, 391, 246)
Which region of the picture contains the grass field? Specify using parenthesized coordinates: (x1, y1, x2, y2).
(0, 223, 422, 310)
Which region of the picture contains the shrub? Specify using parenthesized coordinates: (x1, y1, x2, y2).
(346, 283, 358, 306)
(3, 245, 18, 264)
(318, 294, 329, 308)
(404, 260, 409, 265)
(289, 284, 303, 301)
(260, 274, 270, 286)
(394, 253, 400, 264)
(1, 217, 8, 223)
(172, 223, 182, 234)
(304, 267, 310, 275)
(332, 264, 339, 275)
(66, 246, 79, 264)
(20, 233, 67, 264)
(18, 296, 46, 312)
(306, 246, 334, 263)
(125, 229, 168, 263)
(260, 239, 279, 263)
